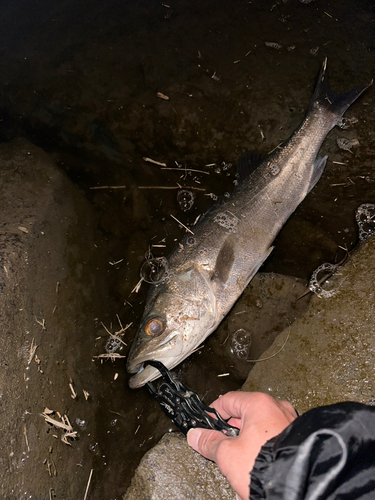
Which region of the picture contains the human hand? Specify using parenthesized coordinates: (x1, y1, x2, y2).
(187, 391, 297, 500)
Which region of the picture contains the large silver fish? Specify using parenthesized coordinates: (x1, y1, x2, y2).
(127, 58, 370, 388)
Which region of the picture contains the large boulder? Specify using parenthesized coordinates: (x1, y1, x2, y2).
(0, 139, 108, 498)
(243, 235, 375, 413)
(124, 433, 236, 500)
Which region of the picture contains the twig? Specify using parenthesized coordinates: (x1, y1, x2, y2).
(23, 425, 30, 452)
(143, 157, 167, 167)
(35, 317, 46, 331)
(69, 381, 77, 399)
(89, 185, 126, 190)
(138, 185, 205, 192)
(161, 167, 210, 175)
(170, 214, 194, 235)
(83, 469, 94, 500)
(94, 353, 127, 359)
(131, 277, 144, 293)
(101, 322, 127, 347)
(28, 338, 38, 364)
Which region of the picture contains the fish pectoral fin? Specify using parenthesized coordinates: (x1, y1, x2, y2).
(308, 155, 328, 193)
(212, 234, 238, 284)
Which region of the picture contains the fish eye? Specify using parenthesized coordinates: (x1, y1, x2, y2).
(144, 317, 165, 336)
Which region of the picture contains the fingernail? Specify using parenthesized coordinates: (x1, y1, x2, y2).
(187, 428, 201, 451)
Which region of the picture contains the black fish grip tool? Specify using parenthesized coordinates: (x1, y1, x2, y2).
(145, 360, 239, 437)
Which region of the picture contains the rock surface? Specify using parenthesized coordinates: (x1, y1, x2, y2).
(0, 139, 109, 499)
(123, 433, 236, 500)
(243, 235, 375, 413)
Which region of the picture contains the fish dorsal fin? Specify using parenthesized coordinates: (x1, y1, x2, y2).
(212, 234, 237, 284)
(236, 151, 265, 182)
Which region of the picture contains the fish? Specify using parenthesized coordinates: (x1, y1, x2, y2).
(127, 58, 371, 388)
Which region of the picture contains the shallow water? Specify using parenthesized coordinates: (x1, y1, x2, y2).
(0, 0, 374, 497)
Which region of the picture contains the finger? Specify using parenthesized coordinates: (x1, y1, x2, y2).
(187, 427, 229, 462)
(210, 391, 262, 420)
(278, 400, 298, 418)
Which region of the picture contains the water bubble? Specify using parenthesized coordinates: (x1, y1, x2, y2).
(214, 211, 238, 232)
(356, 203, 375, 241)
(140, 257, 170, 285)
(89, 442, 100, 454)
(177, 189, 195, 212)
(336, 116, 358, 130)
(186, 236, 196, 246)
(215, 167, 221, 174)
(75, 418, 86, 427)
(105, 336, 122, 354)
(309, 262, 338, 298)
(268, 163, 280, 176)
(255, 299, 263, 308)
(110, 418, 117, 427)
(230, 329, 252, 359)
(224, 192, 230, 198)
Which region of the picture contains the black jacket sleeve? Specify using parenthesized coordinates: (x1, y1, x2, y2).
(250, 402, 375, 500)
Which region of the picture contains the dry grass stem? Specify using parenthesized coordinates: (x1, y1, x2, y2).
(131, 277, 144, 293)
(143, 157, 167, 167)
(35, 316, 46, 331)
(28, 338, 38, 364)
(83, 469, 94, 500)
(138, 185, 205, 191)
(23, 425, 30, 452)
(42, 412, 73, 432)
(157, 92, 169, 100)
(161, 167, 210, 175)
(170, 214, 194, 235)
(95, 353, 127, 360)
(89, 185, 126, 190)
(69, 382, 77, 399)
(101, 322, 127, 347)
(217, 373, 230, 377)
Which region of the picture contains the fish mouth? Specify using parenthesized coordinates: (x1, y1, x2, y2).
(126, 331, 185, 388)
(128, 358, 175, 389)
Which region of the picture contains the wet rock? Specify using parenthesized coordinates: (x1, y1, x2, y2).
(124, 433, 236, 500)
(0, 139, 109, 498)
(242, 236, 375, 413)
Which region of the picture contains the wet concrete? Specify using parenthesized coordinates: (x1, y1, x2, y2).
(0, 0, 374, 498)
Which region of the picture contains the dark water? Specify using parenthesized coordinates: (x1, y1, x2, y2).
(1, 0, 375, 497)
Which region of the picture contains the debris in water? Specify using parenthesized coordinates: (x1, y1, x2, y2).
(141, 257, 170, 285)
(336, 116, 358, 129)
(157, 92, 169, 100)
(177, 189, 195, 212)
(230, 328, 252, 359)
(356, 204, 375, 241)
(170, 214, 194, 235)
(265, 41, 283, 50)
(309, 262, 339, 298)
(337, 137, 359, 152)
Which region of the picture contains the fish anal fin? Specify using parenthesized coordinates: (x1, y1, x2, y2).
(212, 234, 237, 284)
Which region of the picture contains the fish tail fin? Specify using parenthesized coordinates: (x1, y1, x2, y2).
(309, 57, 372, 118)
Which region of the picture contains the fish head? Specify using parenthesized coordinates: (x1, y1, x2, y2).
(127, 264, 217, 388)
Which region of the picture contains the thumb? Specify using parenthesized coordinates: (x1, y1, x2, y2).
(187, 427, 227, 462)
